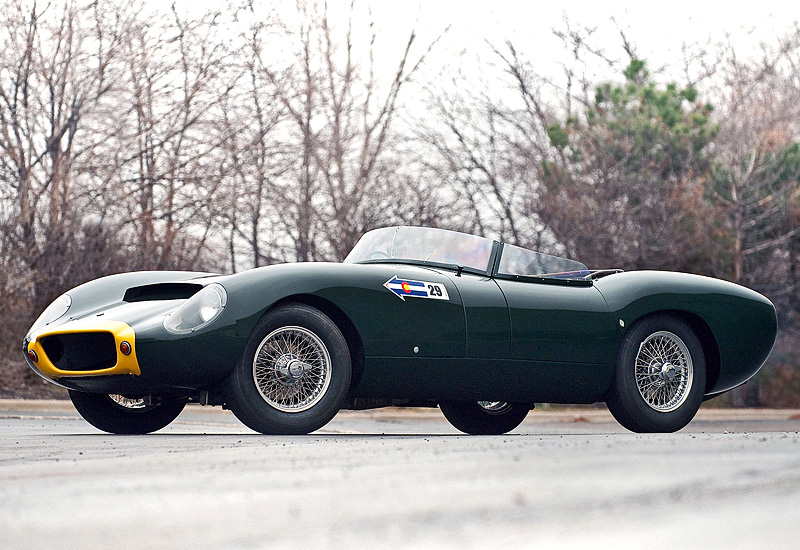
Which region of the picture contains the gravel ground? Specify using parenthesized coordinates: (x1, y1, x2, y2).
(1, 401, 799, 549)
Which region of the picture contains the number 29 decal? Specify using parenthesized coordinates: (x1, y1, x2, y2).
(383, 276, 450, 301)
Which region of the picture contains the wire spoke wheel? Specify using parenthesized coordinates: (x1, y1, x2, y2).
(476, 401, 512, 414)
(107, 394, 150, 410)
(634, 331, 693, 412)
(68, 390, 185, 434)
(606, 314, 705, 433)
(225, 304, 351, 434)
(440, 401, 530, 435)
(253, 326, 332, 413)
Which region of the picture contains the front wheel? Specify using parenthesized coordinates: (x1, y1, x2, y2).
(606, 315, 706, 433)
(223, 304, 351, 434)
(68, 391, 186, 434)
(440, 401, 530, 435)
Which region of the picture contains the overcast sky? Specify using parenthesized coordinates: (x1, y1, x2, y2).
(178, 1, 797, 65)
(372, 1, 794, 58)
(171, 0, 800, 109)
(369, 1, 798, 82)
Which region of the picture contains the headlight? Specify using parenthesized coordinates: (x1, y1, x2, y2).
(163, 283, 227, 334)
(31, 294, 72, 330)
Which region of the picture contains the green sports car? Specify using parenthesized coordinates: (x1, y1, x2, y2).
(23, 226, 777, 435)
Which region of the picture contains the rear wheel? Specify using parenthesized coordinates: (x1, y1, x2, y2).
(68, 391, 186, 434)
(224, 304, 351, 434)
(440, 401, 530, 435)
(606, 314, 706, 433)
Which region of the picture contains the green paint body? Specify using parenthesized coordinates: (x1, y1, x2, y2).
(24, 261, 777, 404)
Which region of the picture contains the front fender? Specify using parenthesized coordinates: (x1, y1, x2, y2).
(220, 262, 467, 359)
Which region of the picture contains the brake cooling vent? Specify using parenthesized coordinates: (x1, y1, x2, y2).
(39, 332, 117, 372)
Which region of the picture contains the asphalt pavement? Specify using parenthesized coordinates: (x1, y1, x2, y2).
(1, 401, 799, 549)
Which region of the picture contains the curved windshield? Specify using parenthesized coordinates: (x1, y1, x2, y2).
(345, 226, 495, 273)
(498, 244, 589, 280)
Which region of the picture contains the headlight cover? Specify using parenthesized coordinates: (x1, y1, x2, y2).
(163, 283, 227, 334)
(31, 294, 72, 330)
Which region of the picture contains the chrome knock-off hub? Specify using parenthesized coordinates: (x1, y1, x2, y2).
(275, 355, 314, 384)
(252, 326, 333, 413)
(649, 360, 678, 386)
(635, 330, 694, 412)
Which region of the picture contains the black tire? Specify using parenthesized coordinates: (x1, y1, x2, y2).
(224, 304, 351, 435)
(68, 390, 186, 434)
(606, 314, 706, 433)
(439, 401, 530, 435)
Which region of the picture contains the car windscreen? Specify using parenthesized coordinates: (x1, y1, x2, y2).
(498, 244, 590, 280)
(344, 226, 495, 273)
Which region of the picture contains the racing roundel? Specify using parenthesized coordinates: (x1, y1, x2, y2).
(383, 276, 450, 301)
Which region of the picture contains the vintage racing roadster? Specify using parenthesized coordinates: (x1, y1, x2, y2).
(23, 226, 777, 435)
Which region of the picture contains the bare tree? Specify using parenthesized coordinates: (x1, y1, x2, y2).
(417, 41, 559, 249)
(218, 2, 289, 271)
(256, 0, 444, 261)
(0, 0, 128, 309)
(111, 4, 234, 271)
(710, 33, 800, 296)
